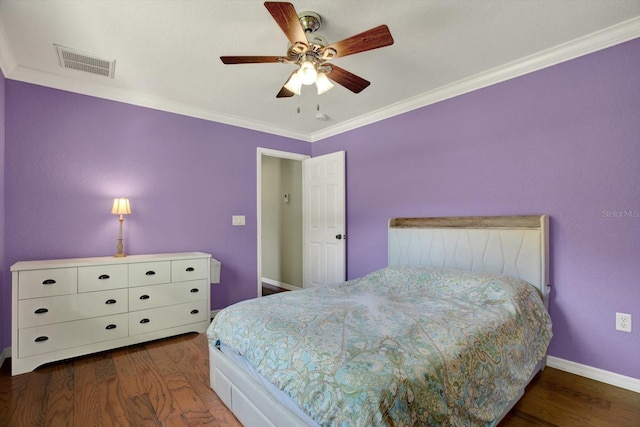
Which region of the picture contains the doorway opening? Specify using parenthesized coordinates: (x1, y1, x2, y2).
(257, 148, 309, 297)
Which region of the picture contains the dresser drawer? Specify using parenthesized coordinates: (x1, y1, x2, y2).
(18, 268, 77, 299)
(129, 261, 170, 287)
(18, 289, 128, 328)
(18, 313, 129, 357)
(172, 258, 209, 282)
(129, 300, 208, 336)
(78, 264, 128, 292)
(129, 279, 207, 312)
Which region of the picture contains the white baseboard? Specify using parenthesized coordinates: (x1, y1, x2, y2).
(547, 355, 640, 393)
(0, 347, 10, 369)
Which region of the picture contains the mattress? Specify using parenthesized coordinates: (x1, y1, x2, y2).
(207, 266, 552, 426)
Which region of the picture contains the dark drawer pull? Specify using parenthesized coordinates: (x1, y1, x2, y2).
(139, 295, 150, 300)
(145, 271, 156, 276)
(140, 318, 150, 324)
(98, 274, 110, 280)
(190, 309, 199, 315)
(34, 308, 49, 314)
(190, 288, 199, 293)
(42, 279, 56, 285)
(105, 324, 117, 330)
(186, 267, 195, 272)
(35, 336, 49, 343)
(105, 299, 117, 305)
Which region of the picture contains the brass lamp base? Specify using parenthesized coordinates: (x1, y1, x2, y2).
(114, 235, 126, 258)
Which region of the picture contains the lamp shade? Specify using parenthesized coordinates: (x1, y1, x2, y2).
(111, 198, 131, 215)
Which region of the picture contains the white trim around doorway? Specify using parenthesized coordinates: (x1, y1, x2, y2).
(256, 148, 310, 298)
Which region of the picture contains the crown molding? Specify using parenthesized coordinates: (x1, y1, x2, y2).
(0, 13, 310, 142)
(0, 17, 18, 77)
(309, 16, 640, 142)
(4, 64, 312, 142)
(1, 16, 638, 144)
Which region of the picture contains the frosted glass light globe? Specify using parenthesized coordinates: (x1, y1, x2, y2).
(297, 61, 318, 85)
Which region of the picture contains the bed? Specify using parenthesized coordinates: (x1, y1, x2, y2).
(207, 215, 552, 426)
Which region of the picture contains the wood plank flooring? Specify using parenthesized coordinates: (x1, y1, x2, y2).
(0, 333, 241, 427)
(261, 282, 285, 297)
(1, 332, 638, 426)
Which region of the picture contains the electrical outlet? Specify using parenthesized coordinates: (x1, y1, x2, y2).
(616, 312, 632, 332)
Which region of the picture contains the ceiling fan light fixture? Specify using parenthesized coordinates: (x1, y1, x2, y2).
(284, 72, 302, 95)
(297, 60, 317, 85)
(316, 72, 334, 95)
(222, 3, 395, 98)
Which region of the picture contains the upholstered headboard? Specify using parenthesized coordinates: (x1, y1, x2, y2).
(388, 215, 550, 302)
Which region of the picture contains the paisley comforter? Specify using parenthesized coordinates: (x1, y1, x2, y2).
(207, 266, 552, 426)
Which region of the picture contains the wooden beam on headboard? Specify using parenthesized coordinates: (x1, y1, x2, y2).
(389, 215, 544, 229)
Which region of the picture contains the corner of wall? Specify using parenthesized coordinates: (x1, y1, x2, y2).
(1, 66, 7, 352)
(0, 347, 9, 369)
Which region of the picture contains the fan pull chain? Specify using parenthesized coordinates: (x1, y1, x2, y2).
(316, 103, 328, 121)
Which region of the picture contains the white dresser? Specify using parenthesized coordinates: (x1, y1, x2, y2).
(11, 252, 212, 375)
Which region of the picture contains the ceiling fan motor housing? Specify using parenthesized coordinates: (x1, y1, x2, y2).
(298, 11, 321, 33)
(306, 33, 328, 47)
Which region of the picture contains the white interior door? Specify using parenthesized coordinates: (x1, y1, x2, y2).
(303, 151, 346, 288)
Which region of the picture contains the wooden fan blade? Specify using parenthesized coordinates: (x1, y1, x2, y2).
(276, 71, 297, 98)
(220, 56, 283, 64)
(276, 86, 295, 98)
(324, 25, 394, 58)
(264, 2, 308, 46)
(325, 64, 370, 94)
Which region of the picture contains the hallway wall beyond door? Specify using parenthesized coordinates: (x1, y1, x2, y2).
(261, 156, 303, 288)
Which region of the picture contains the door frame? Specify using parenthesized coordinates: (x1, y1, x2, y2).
(256, 148, 310, 297)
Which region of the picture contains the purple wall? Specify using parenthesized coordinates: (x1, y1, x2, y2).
(1, 82, 310, 350)
(312, 39, 640, 379)
(2, 40, 638, 380)
(0, 69, 6, 351)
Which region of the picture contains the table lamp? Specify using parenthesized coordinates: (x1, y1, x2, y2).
(111, 198, 131, 257)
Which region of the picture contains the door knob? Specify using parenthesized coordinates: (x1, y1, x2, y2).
(335, 234, 345, 240)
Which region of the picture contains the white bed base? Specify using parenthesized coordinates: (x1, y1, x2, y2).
(209, 215, 550, 426)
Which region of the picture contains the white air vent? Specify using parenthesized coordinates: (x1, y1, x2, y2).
(55, 45, 116, 78)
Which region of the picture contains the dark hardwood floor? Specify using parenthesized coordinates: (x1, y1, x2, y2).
(501, 367, 639, 426)
(261, 283, 289, 296)
(0, 333, 241, 427)
(1, 332, 638, 426)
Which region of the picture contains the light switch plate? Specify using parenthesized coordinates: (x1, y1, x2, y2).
(232, 215, 246, 226)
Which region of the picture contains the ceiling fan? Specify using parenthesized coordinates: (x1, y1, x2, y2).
(220, 2, 394, 98)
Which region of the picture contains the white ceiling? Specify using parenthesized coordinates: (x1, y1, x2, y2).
(1, 1, 639, 142)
